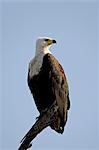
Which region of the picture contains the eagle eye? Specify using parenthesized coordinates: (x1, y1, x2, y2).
(45, 39, 49, 42)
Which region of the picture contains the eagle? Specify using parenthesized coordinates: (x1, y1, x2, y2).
(28, 37, 70, 134)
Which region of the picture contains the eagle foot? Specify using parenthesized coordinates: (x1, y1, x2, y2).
(36, 108, 48, 120)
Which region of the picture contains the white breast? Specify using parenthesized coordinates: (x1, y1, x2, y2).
(29, 46, 52, 79)
(29, 53, 44, 78)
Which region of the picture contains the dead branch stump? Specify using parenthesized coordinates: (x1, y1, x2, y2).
(18, 101, 58, 150)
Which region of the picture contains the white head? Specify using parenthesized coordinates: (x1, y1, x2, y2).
(35, 37, 56, 55)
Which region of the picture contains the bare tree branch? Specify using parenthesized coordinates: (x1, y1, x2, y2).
(18, 101, 58, 150)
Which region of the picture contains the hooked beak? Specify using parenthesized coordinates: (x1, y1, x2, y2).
(52, 39, 57, 44)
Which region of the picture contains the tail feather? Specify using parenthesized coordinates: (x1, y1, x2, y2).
(50, 111, 68, 134)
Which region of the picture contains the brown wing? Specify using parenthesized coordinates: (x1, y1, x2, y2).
(43, 53, 70, 133)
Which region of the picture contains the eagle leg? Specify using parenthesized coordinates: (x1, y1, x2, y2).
(36, 108, 48, 120)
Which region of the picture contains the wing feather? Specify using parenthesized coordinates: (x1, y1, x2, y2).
(43, 53, 70, 130)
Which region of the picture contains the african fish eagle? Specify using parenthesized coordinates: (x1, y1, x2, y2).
(28, 37, 70, 133)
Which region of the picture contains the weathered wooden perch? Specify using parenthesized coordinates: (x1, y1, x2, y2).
(18, 101, 58, 150)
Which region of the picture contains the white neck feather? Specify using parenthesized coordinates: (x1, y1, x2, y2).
(29, 46, 51, 78)
(35, 45, 51, 56)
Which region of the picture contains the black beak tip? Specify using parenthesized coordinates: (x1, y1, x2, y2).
(53, 40, 57, 44)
